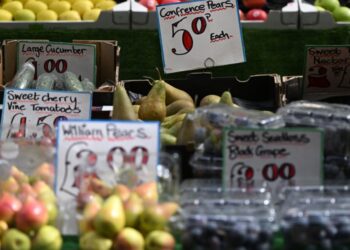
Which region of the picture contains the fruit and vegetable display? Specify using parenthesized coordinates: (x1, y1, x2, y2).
(277, 100, 350, 182)
(307, 0, 350, 21)
(0, 0, 116, 21)
(7, 62, 95, 92)
(0, 141, 62, 250)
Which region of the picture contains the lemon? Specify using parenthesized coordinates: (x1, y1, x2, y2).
(25, 0, 48, 14)
(59, 9, 81, 20)
(82, 7, 100, 20)
(2, 1, 23, 15)
(95, 0, 115, 10)
(14, 8, 35, 20)
(72, 0, 92, 16)
(0, 9, 13, 21)
(49, 0, 71, 15)
(37, 9, 57, 20)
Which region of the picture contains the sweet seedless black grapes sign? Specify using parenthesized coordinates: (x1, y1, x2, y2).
(222, 128, 323, 191)
(156, 0, 245, 73)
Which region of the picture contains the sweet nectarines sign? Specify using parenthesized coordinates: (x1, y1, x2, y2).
(55, 120, 160, 203)
(156, 0, 245, 73)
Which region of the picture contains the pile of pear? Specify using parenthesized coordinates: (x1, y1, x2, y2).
(77, 177, 179, 250)
(112, 77, 239, 146)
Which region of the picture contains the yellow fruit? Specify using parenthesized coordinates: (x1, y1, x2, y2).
(49, 0, 71, 15)
(95, 0, 115, 10)
(72, 0, 92, 16)
(14, 8, 35, 20)
(37, 0, 56, 5)
(0, 9, 13, 21)
(82, 7, 100, 20)
(92, 0, 104, 5)
(37, 9, 57, 20)
(59, 9, 81, 20)
(2, 1, 23, 15)
(25, 0, 48, 14)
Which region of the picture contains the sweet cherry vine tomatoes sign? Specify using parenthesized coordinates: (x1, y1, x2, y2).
(156, 0, 245, 73)
(17, 41, 96, 84)
(222, 128, 323, 192)
(56, 120, 160, 202)
(0, 89, 92, 140)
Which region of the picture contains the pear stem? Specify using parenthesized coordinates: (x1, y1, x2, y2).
(155, 67, 162, 81)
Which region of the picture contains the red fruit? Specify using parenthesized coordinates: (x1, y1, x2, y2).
(239, 9, 245, 20)
(243, 0, 266, 8)
(246, 9, 268, 20)
(34, 163, 55, 186)
(17, 184, 37, 202)
(0, 193, 22, 224)
(15, 198, 48, 232)
(139, 0, 157, 11)
(158, 0, 180, 4)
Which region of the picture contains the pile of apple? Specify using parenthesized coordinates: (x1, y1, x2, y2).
(314, 0, 350, 21)
(77, 177, 179, 250)
(0, 0, 116, 21)
(0, 163, 62, 250)
(239, 0, 269, 21)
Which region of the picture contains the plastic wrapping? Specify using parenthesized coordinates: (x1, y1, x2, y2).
(277, 100, 350, 183)
(7, 62, 35, 89)
(180, 104, 285, 178)
(0, 139, 62, 250)
(279, 185, 350, 250)
(36, 73, 57, 90)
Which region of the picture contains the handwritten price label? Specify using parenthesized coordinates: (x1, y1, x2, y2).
(303, 46, 350, 101)
(0, 89, 92, 140)
(222, 128, 323, 192)
(157, 0, 245, 73)
(17, 41, 96, 83)
(56, 120, 160, 202)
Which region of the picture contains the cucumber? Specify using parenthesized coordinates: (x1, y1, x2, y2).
(36, 73, 57, 90)
(63, 71, 84, 92)
(8, 62, 35, 89)
(81, 78, 95, 92)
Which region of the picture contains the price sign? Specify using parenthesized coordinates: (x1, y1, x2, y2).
(303, 46, 350, 101)
(0, 89, 92, 140)
(55, 120, 160, 202)
(156, 0, 245, 73)
(223, 128, 323, 192)
(17, 41, 96, 83)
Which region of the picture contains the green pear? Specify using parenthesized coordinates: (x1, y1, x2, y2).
(219, 91, 234, 105)
(145, 230, 175, 250)
(80, 231, 113, 250)
(138, 81, 166, 122)
(138, 204, 167, 236)
(175, 107, 195, 115)
(123, 193, 144, 228)
(168, 120, 183, 137)
(114, 227, 144, 250)
(176, 114, 196, 146)
(161, 133, 177, 145)
(2, 229, 31, 250)
(112, 83, 138, 121)
(166, 99, 194, 116)
(32, 225, 62, 250)
(94, 195, 125, 238)
(199, 94, 220, 107)
(161, 113, 186, 129)
(44, 201, 58, 225)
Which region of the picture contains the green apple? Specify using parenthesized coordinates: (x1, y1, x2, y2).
(0, 9, 13, 21)
(145, 230, 175, 250)
(115, 227, 145, 250)
(315, 0, 339, 11)
(80, 231, 113, 250)
(14, 9, 36, 21)
(93, 195, 125, 238)
(123, 193, 143, 228)
(333, 6, 350, 21)
(2, 229, 31, 250)
(138, 204, 167, 236)
(32, 225, 62, 250)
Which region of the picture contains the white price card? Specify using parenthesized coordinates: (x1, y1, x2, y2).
(156, 0, 245, 74)
(55, 120, 160, 202)
(17, 41, 96, 84)
(223, 128, 323, 192)
(0, 89, 92, 140)
(303, 46, 350, 101)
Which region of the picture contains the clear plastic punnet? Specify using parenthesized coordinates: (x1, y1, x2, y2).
(277, 100, 350, 183)
(0, 139, 62, 250)
(277, 185, 350, 250)
(178, 104, 285, 178)
(74, 150, 181, 250)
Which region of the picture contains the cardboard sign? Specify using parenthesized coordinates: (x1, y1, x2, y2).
(156, 0, 245, 74)
(0, 89, 92, 140)
(303, 46, 350, 100)
(17, 41, 96, 84)
(55, 120, 160, 202)
(223, 128, 323, 191)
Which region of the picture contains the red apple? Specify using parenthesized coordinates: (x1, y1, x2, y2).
(0, 193, 22, 224)
(243, 0, 266, 9)
(16, 197, 48, 232)
(139, 0, 157, 11)
(239, 9, 245, 20)
(246, 9, 268, 20)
